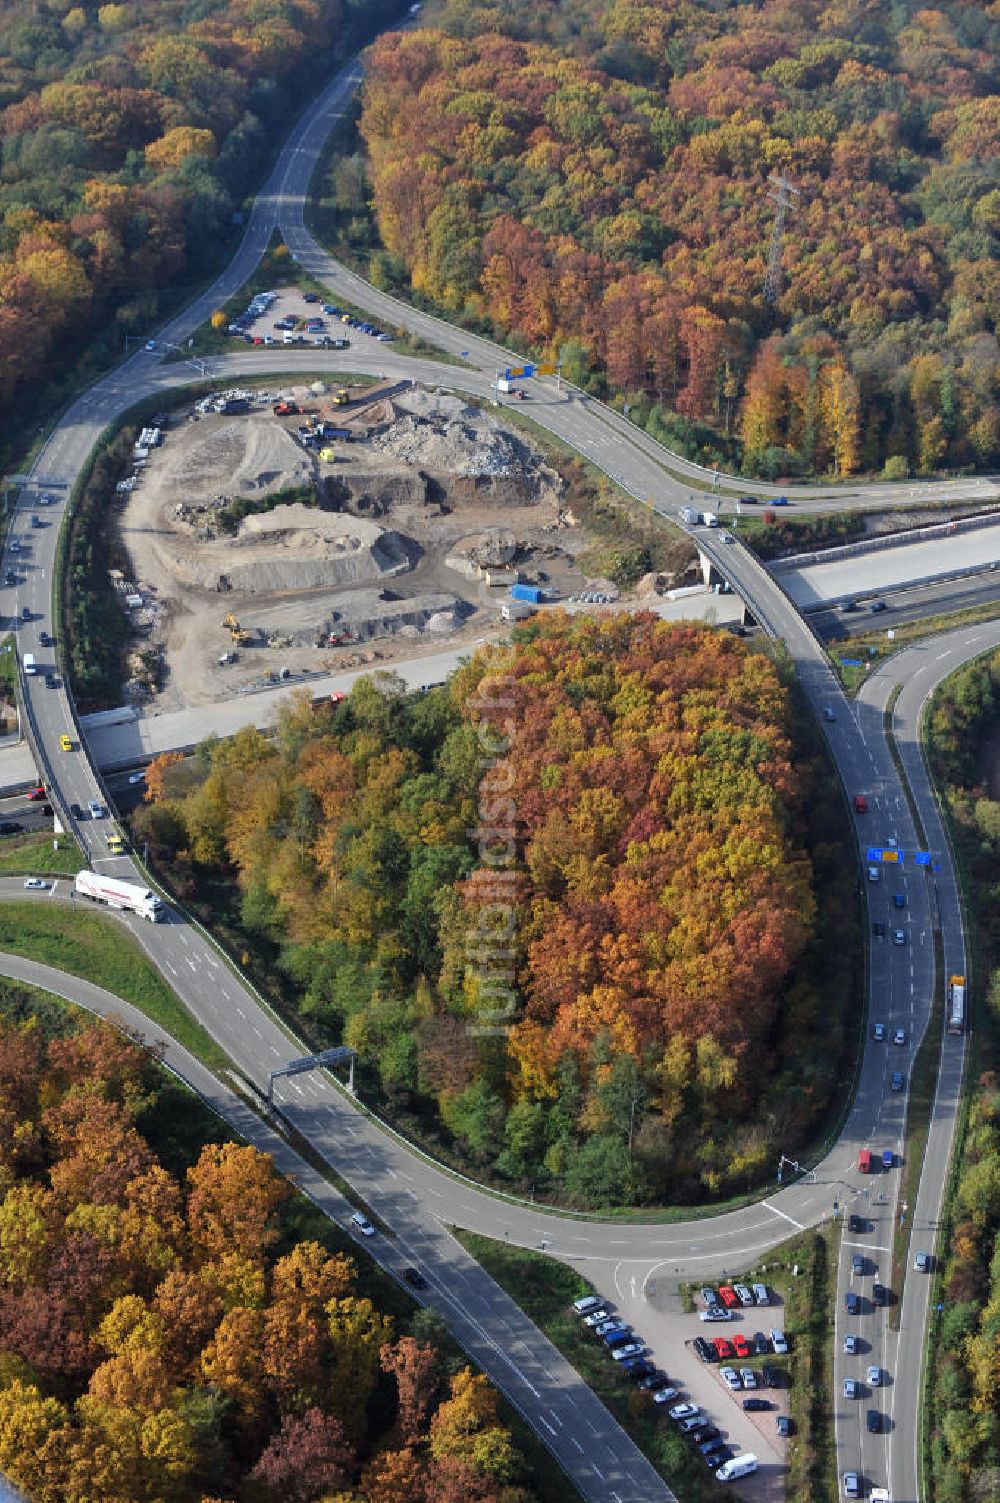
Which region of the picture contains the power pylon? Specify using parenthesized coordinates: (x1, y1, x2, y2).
(763, 174, 800, 307)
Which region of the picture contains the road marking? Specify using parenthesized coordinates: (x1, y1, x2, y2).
(571, 1436, 584, 1453)
(843, 1241, 890, 1253)
(762, 1200, 804, 1230)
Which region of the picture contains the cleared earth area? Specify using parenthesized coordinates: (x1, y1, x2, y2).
(118, 382, 603, 711)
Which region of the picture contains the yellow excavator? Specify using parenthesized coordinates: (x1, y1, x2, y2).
(222, 612, 251, 645)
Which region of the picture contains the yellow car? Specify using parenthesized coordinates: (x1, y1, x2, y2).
(59, 734, 72, 751)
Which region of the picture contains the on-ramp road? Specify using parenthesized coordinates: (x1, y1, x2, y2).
(5, 29, 985, 1503)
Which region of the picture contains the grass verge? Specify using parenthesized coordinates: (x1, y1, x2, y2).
(828, 598, 1000, 692)
(0, 903, 230, 1072)
(0, 831, 86, 877)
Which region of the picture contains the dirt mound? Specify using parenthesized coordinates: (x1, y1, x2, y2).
(368, 390, 544, 482)
(163, 416, 312, 497)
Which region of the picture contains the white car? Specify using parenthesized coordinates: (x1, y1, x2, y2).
(720, 1367, 742, 1391)
(770, 1329, 788, 1354)
(699, 1307, 731, 1322)
(668, 1402, 699, 1421)
(733, 1283, 754, 1306)
(868, 1365, 882, 1386)
(23, 877, 48, 890)
(612, 1342, 644, 1361)
(719, 530, 734, 543)
(88, 800, 104, 819)
(128, 770, 146, 785)
(651, 1385, 679, 1405)
(350, 1211, 375, 1236)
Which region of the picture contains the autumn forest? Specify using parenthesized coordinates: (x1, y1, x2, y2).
(0, 1007, 540, 1503)
(356, 0, 1000, 478)
(135, 617, 856, 1207)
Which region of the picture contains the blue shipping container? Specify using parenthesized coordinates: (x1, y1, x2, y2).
(510, 584, 542, 604)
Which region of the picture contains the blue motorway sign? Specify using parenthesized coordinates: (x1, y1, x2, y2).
(914, 851, 931, 866)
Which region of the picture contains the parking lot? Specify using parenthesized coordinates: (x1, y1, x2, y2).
(224, 285, 396, 350)
(576, 1271, 791, 1501)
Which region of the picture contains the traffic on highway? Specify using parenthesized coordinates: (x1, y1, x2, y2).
(0, 26, 979, 1503)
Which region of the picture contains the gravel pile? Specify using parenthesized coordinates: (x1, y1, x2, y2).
(370, 393, 537, 479)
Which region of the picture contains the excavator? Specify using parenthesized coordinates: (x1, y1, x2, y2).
(222, 612, 252, 645)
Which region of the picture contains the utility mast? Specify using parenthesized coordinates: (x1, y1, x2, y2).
(763, 174, 800, 307)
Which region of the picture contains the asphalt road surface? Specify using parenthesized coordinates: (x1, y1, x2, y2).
(4, 28, 987, 1502)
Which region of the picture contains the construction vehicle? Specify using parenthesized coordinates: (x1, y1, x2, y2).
(273, 400, 299, 416)
(332, 388, 351, 406)
(222, 612, 239, 631)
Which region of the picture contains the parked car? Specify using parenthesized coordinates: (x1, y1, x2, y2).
(668, 1403, 699, 1421)
(612, 1342, 644, 1362)
(740, 1368, 757, 1390)
(718, 1285, 739, 1308)
(693, 1337, 715, 1363)
(776, 1415, 792, 1437)
(732, 1334, 750, 1359)
(743, 1397, 772, 1412)
(733, 1284, 754, 1306)
(761, 1365, 784, 1388)
(719, 1367, 741, 1391)
(700, 1286, 719, 1307)
(700, 1307, 732, 1322)
(712, 1338, 734, 1360)
(770, 1329, 788, 1354)
(583, 1308, 610, 1327)
(652, 1385, 680, 1405)
(753, 1332, 771, 1356)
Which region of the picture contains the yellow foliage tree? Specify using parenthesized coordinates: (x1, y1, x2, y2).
(146, 127, 217, 171)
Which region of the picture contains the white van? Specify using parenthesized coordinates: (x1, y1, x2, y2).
(23, 653, 35, 675)
(752, 1283, 770, 1305)
(716, 1453, 758, 1482)
(282, 330, 297, 345)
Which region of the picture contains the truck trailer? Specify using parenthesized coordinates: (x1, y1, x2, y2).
(75, 870, 164, 922)
(510, 583, 542, 605)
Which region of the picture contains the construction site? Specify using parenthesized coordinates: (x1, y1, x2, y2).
(115, 381, 636, 712)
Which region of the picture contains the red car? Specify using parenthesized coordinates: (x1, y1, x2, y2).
(732, 1333, 751, 1359)
(26, 785, 46, 801)
(853, 793, 868, 813)
(718, 1286, 739, 1308)
(712, 1337, 733, 1360)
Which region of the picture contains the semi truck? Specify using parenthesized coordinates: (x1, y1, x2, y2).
(678, 506, 699, 524)
(947, 975, 966, 1035)
(700, 510, 719, 527)
(75, 870, 164, 922)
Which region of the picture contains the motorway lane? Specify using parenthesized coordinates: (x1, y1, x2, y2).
(6, 30, 987, 1501)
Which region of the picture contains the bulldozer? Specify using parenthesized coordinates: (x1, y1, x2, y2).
(222, 611, 240, 631)
(331, 388, 350, 407)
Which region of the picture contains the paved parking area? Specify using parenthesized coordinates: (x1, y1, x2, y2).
(578, 1263, 790, 1502)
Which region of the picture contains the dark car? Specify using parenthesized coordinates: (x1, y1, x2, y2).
(845, 1290, 860, 1315)
(891, 1071, 905, 1091)
(69, 803, 83, 819)
(302, 292, 320, 303)
(869, 600, 887, 613)
(867, 1409, 883, 1433)
(693, 1336, 715, 1363)
(852, 1253, 866, 1276)
(403, 1267, 427, 1290)
(753, 1332, 771, 1356)
(739, 494, 758, 505)
(893, 892, 906, 908)
(848, 1214, 864, 1235)
(873, 921, 887, 939)
(21, 606, 30, 621)
(872, 1283, 889, 1307)
(703, 1445, 730, 1468)
(776, 1414, 792, 1437)
(761, 1365, 786, 1388)
(743, 1397, 772, 1412)
(627, 1361, 655, 1383)
(0, 821, 22, 835)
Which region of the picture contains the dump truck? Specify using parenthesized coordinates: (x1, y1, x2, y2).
(75, 870, 163, 922)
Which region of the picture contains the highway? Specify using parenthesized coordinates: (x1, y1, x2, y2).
(2, 27, 988, 1503)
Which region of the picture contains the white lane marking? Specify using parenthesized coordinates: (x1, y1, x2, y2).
(762, 1200, 804, 1230)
